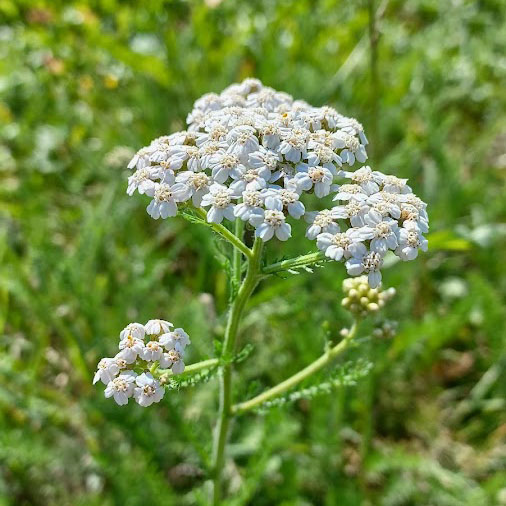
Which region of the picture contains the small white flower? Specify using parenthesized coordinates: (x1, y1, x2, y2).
(146, 183, 188, 220)
(264, 188, 305, 219)
(229, 167, 270, 193)
(395, 223, 428, 261)
(145, 319, 173, 336)
(226, 125, 259, 161)
(333, 200, 370, 227)
(306, 144, 342, 174)
(294, 165, 334, 198)
(141, 341, 164, 361)
(209, 152, 244, 184)
(104, 371, 137, 406)
(343, 166, 381, 195)
(250, 209, 292, 241)
(345, 250, 384, 288)
(355, 214, 399, 254)
(316, 229, 367, 261)
(159, 328, 191, 352)
(93, 358, 120, 385)
(305, 209, 340, 239)
(126, 168, 157, 196)
(234, 190, 265, 221)
(333, 183, 368, 202)
(134, 373, 165, 407)
(118, 335, 144, 364)
(260, 122, 282, 149)
(336, 133, 367, 166)
(200, 184, 236, 224)
(278, 128, 308, 163)
(175, 171, 211, 207)
(159, 349, 185, 374)
(382, 175, 412, 194)
(119, 323, 146, 341)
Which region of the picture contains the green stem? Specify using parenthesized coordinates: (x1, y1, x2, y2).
(262, 251, 326, 275)
(159, 358, 219, 380)
(194, 208, 252, 260)
(232, 320, 359, 414)
(211, 237, 264, 504)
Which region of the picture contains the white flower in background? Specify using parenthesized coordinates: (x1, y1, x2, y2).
(316, 229, 367, 261)
(159, 349, 185, 374)
(119, 322, 146, 341)
(93, 358, 120, 385)
(134, 373, 165, 407)
(201, 184, 237, 224)
(145, 319, 173, 336)
(118, 335, 144, 364)
(104, 371, 137, 406)
(141, 341, 164, 361)
(234, 190, 265, 221)
(250, 210, 292, 241)
(336, 117, 368, 146)
(345, 250, 384, 288)
(159, 328, 191, 352)
(305, 209, 340, 239)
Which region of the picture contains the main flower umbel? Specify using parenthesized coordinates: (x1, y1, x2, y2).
(126, 78, 428, 287)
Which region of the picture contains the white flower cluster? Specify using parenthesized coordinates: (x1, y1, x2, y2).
(126, 78, 428, 287)
(93, 319, 190, 406)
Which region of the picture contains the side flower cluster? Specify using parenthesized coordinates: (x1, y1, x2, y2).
(126, 78, 428, 287)
(93, 319, 190, 406)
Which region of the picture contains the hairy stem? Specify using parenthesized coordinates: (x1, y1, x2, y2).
(211, 237, 263, 504)
(194, 207, 252, 260)
(232, 320, 359, 414)
(262, 251, 326, 275)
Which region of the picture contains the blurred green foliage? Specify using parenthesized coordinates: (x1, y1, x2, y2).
(1, 0, 505, 504)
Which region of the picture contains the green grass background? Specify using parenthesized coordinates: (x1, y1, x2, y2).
(1, 0, 505, 504)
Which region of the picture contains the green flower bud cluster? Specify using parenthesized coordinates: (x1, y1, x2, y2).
(341, 276, 395, 316)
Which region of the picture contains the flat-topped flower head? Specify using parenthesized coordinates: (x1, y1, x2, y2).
(125, 79, 428, 286)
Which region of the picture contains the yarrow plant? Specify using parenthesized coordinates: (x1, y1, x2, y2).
(94, 79, 429, 503)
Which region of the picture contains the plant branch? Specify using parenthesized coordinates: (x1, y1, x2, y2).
(193, 208, 252, 260)
(262, 251, 326, 275)
(232, 320, 359, 414)
(159, 358, 219, 380)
